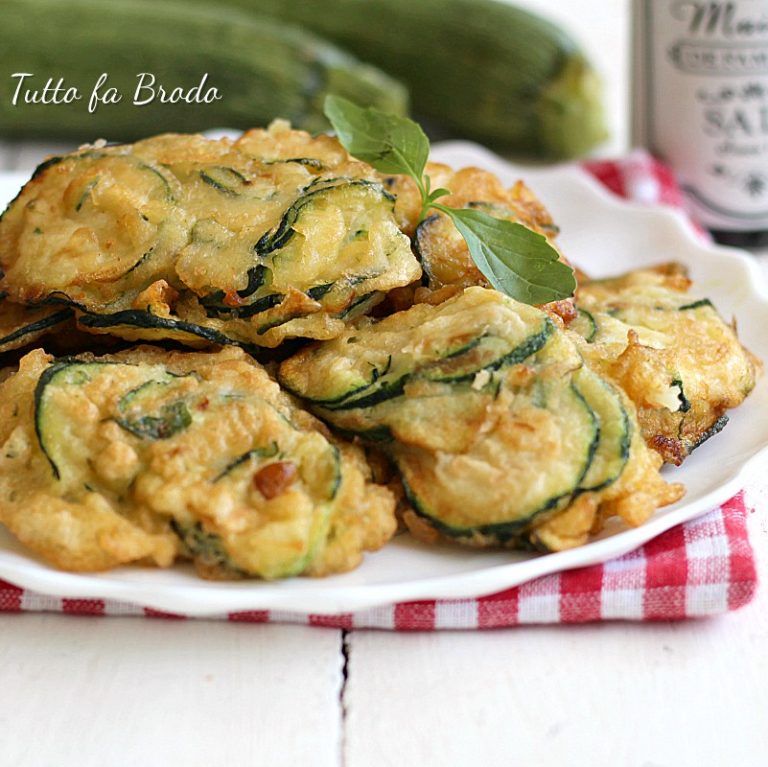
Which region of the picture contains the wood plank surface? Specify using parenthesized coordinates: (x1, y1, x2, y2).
(0, 616, 344, 767)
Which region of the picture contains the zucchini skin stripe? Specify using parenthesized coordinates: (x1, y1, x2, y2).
(397, 381, 600, 543)
(322, 374, 406, 412)
(678, 298, 713, 311)
(0, 308, 73, 349)
(690, 414, 729, 453)
(77, 310, 263, 355)
(33, 359, 117, 480)
(255, 179, 393, 256)
(321, 319, 555, 412)
(399, 473, 572, 545)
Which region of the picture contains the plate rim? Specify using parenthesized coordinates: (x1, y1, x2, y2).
(0, 143, 765, 617)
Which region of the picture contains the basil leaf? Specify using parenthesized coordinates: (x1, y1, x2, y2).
(437, 206, 576, 304)
(324, 95, 429, 181)
(324, 96, 574, 306)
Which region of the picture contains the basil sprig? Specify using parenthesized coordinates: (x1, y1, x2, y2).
(324, 95, 575, 305)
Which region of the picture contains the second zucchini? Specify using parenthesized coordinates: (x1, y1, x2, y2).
(0, 0, 408, 141)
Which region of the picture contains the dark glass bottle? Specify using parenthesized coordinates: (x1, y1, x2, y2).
(632, 1, 768, 248)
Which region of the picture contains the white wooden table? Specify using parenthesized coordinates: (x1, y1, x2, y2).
(1, 2, 767, 765)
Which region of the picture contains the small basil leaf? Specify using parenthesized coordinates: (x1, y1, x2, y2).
(324, 95, 429, 181)
(438, 206, 576, 304)
(426, 187, 451, 203)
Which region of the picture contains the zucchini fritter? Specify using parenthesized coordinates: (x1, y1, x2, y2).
(0, 346, 396, 578)
(280, 287, 683, 551)
(0, 122, 421, 349)
(382, 164, 575, 324)
(570, 264, 760, 465)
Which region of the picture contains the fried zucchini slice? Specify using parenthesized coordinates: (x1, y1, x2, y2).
(383, 164, 575, 323)
(281, 287, 684, 551)
(570, 265, 760, 465)
(0, 296, 72, 355)
(280, 285, 553, 411)
(0, 346, 395, 578)
(0, 121, 420, 349)
(396, 371, 599, 543)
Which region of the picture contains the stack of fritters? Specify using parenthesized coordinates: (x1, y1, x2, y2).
(279, 288, 683, 551)
(0, 124, 759, 577)
(0, 120, 420, 352)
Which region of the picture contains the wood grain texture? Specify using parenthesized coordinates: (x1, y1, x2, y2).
(0, 616, 344, 767)
(344, 592, 767, 767)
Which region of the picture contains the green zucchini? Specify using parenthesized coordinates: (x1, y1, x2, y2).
(280, 294, 584, 459)
(671, 378, 691, 413)
(0, 304, 73, 354)
(70, 155, 175, 208)
(307, 283, 334, 301)
(569, 308, 598, 343)
(279, 289, 554, 410)
(336, 293, 382, 322)
(170, 520, 243, 576)
(576, 270, 758, 465)
(254, 179, 393, 257)
(0, 0, 407, 141)
(689, 414, 729, 453)
(34, 359, 197, 480)
(199, 180, 401, 319)
(395, 377, 599, 543)
(319, 383, 500, 451)
(264, 158, 325, 170)
(34, 360, 116, 480)
(213, 442, 280, 482)
(201, 293, 283, 321)
(321, 322, 553, 412)
(16, 348, 394, 580)
(572, 367, 631, 493)
(2, 131, 419, 351)
(115, 379, 194, 441)
(678, 298, 713, 311)
(199, 167, 250, 197)
(76, 309, 263, 357)
(415, 212, 466, 290)
(206, 0, 607, 157)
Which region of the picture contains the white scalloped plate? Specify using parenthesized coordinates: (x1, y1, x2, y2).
(1, 142, 767, 617)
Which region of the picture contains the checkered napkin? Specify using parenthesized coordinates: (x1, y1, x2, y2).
(0, 153, 759, 627)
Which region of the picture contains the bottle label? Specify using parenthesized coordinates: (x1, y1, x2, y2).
(642, 1, 768, 230)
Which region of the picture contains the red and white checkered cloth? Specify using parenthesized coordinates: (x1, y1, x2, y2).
(0, 152, 759, 627)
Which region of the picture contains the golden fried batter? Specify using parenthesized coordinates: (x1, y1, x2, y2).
(0, 122, 421, 349)
(280, 287, 683, 551)
(0, 346, 395, 577)
(381, 164, 576, 325)
(570, 264, 760, 464)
